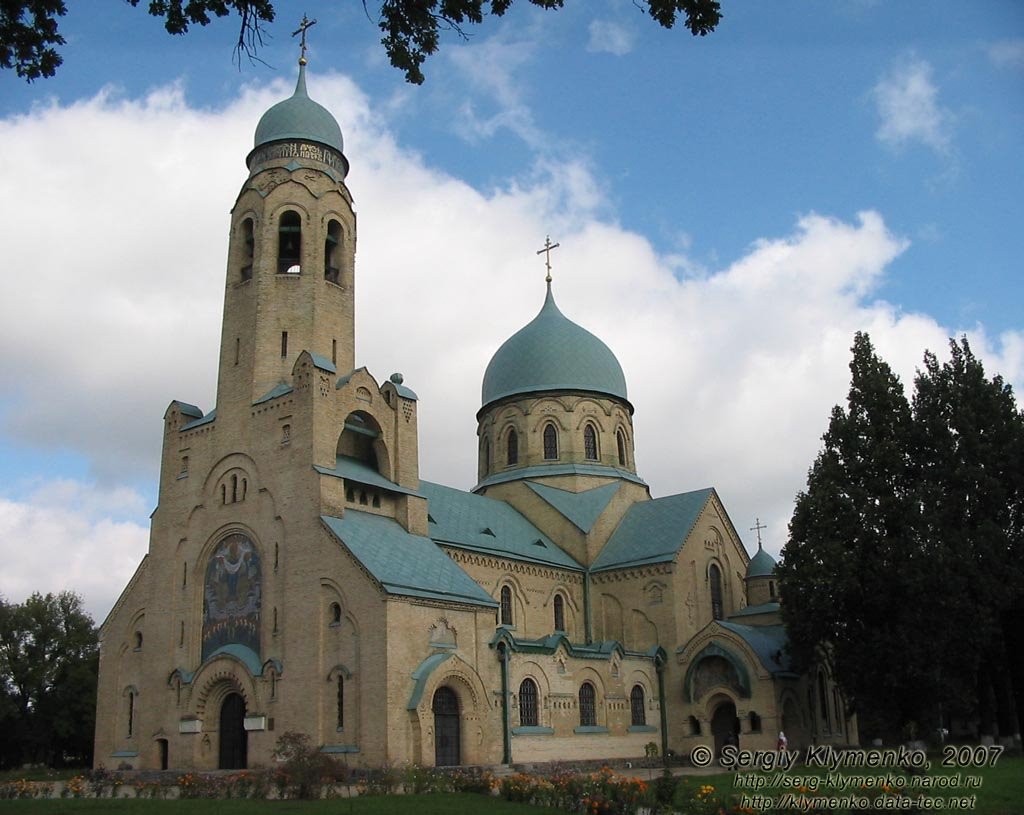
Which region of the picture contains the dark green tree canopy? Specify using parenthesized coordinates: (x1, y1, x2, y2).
(779, 333, 1024, 743)
(1, 0, 722, 84)
(0, 591, 98, 768)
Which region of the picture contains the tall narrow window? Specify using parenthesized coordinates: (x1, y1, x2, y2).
(507, 429, 518, 466)
(519, 678, 538, 727)
(709, 564, 724, 620)
(616, 430, 627, 467)
(500, 586, 513, 626)
(337, 675, 345, 729)
(818, 672, 831, 733)
(330, 602, 342, 625)
(482, 437, 490, 471)
(234, 337, 240, 365)
(630, 685, 646, 727)
(325, 220, 342, 283)
(553, 594, 565, 632)
(240, 218, 254, 281)
(281, 331, 288, 358)
(179, 620, 184, 646)
(332, 339, 337, 365)
(231, 474, 238, 503)
(127, 691, 135, 737)
(584, 425, 598, 460)
(578, 682, 596, 727)
(278, 211, 301, 273)
(543, 424, 558, 460)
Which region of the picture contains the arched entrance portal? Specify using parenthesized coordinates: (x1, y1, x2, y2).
(218, 693, 248, 769)
(711, 700, 739, 757)
(432, 686, 460, 766)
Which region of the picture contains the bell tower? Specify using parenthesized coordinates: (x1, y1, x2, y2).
(216, 49, 355, 411)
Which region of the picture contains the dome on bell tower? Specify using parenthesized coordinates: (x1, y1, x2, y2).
(481, 283, 628, 410)
(248, 61, 347, 174)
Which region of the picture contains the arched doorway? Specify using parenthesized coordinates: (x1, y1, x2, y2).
(711, 700, 739, 757)
(218, 693, 247, 769)
(432, 686, 460, 766)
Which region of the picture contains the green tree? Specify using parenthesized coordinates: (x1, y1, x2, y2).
(0, 591, 98, 768)
(912, 337, 1024, 740)
(2, 0, 722, 84)
(778, 332, 937, 741)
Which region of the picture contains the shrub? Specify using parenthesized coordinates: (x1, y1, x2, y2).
(272, 731, 345, 800)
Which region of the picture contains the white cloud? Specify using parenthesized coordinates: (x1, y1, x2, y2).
(587, 20, 636, 57)
(988, 38, 1024, 69)
(0, 479, 149, 623)
(873, 57, 953, 154)
(1, 74, 1021, 620)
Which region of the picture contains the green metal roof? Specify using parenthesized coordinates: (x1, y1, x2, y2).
(308, 352, 336, 373)
(475, 462, 647, 491)
(253, 383, 294, 405)
(315, 456, 423, 497)
(717, 622, 793, 674)
(171, 401, 203, 418)
(481, 284, 628, 408)
(729, 601, 781, 618)
(321, 511, 497, 608)
(591, 488, 714, 572)
(421, 480, 582, 571)
(180, 408, 216, 431)
(746, 545, 777, 578)
(253, 63, 345, 155)
(525, 481, 620, 534)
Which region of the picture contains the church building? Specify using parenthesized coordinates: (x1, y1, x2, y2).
(94, 55, 856, 771)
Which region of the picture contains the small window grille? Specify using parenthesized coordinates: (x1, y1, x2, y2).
(630, 685, 646, 727)
(584, 425, 598, 460)
(543, 424, 558, 460)
(519, 678, 539, 727)
(578, 682, 596, 727)
(500, 586, 513, 626)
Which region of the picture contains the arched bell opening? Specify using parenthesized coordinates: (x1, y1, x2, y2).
(324, 220, 342, 284)
(278, 210, 302, 274)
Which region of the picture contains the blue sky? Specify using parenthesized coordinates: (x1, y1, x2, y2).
(1, 1, 1022, 620)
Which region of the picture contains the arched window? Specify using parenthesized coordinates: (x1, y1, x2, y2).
(133, 631, 143, 650)
(688, 715, 702, 736)
(499, 585, 513, 626)
(553, 594, 565, 632)
(578, 682, 596, 727)
(630, 685, 646, 727)
(507, 429, 518, 466)
(709, 563, 724, 620)
(518, 678, 538, 727)
(616, 430, 627, 467)
(240, 217, 254, 281)
(329, 602, 342, 625)
(325, 219, 342, 283)
(337, 675, 345, 729)
(749, 711, 762, 732)
(543, 424, 558, 460)
(278, 210, 301, 273)
(584, 425, 598, 461)
(769, 580, 777, 599)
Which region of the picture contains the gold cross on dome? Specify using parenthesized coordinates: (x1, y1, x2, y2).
(536, 236, 560, 284)
(292, 14, 318, 64)
(750, 518, 767, 548)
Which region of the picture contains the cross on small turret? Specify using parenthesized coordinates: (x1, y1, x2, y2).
(536, 236, 560, 284)
(750, 518, 767, 548)
(292, 15, 318, 64)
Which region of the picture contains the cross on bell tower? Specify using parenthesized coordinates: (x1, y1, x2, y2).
(292, 15, 317, 65)
(536, 236, 560, 284)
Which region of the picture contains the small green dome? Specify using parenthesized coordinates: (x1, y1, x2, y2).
(253, 63, 344, 155)
(746, 546, 777, 579)
(481, 284, 628, 408)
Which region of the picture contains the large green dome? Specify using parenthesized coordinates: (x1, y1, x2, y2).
(746, 546, 778, 578)
(253, 63, 344, 155)
(481, 284, 628, 409)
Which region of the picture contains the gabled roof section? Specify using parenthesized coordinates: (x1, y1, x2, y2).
(253, 383, 294, 405)
(717, 621, 792, 674)
(475, 463, 647, 491)
(180, 408, 216, 431)
(316, 456, 422, 498)
(308, 352, 336, 373)
(321, 511, 496, 608)
(730, 601, 781, 619)
(490, 629, 660, 662)
(591, 487, 714, 572)
(526, 481, 620, 534)
(170, 401, 203, 419)
(421, 481, 582, 571)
